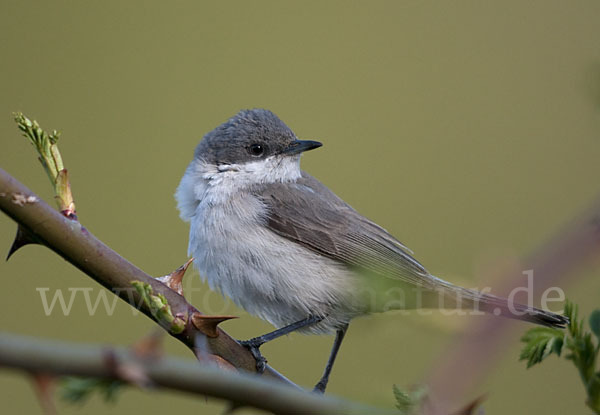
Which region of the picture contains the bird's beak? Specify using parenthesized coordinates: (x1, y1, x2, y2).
(282, 140, 323, 156)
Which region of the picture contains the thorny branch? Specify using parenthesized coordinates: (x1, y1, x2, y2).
(2, 114, 365, 413)
(0, 166, 292, 384)
(0, 331, 378, 415)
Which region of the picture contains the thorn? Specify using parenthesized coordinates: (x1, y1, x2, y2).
(191, 313, 237, 338)
(156, 257, 194, 296)
(131, 330, 164, 360)
(103, 350, 152, 388)
(7, 225, 38, 260)
(31, 373, 57, 415)
(450, 394, 487, 415)
(116, 362, 152, 388)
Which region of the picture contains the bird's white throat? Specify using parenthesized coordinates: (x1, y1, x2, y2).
(175, 154, 302, 222)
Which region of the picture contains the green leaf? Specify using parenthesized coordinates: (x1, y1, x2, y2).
(587, 373, 600, 413)
(60, 377, 123, 404)
(13, 112, 74, 215)
(565, 332, 597, 383)
(393, 385, 412, 413)
(520, 327, 564, 368)
(131, 281, 186, 334)
(519, 300, 600, 413)
(589, 310, 600, 341)
(392, 384, 427, 415)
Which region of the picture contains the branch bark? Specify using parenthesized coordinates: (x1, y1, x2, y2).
(0, 167, 291, 384)
(0, 331, 380, 415)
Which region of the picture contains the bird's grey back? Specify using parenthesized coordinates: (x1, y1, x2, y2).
(250, 171, 435, 289)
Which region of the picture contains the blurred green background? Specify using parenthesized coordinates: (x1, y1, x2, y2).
(1, 1, 600, 414)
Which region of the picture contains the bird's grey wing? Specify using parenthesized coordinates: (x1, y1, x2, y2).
(251, 173, 571, 328)
(252, 172, 438, 289)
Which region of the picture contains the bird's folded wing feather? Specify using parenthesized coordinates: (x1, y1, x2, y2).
(251, 172, 438, 289)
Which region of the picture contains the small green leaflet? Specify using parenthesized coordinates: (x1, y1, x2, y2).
(392, 384, 427, 415)
(519, 327, 564, 368)
(60, 377, 123, 404)
(589, 310, 600, 341)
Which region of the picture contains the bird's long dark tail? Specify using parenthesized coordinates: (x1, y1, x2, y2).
(475, 291, 569, 328)
(434, 279, 569, 328)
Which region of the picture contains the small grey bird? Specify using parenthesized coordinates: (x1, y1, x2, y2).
(176, 109, 567, 392)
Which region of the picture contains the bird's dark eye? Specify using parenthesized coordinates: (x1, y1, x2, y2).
(248, 143, 265, 157)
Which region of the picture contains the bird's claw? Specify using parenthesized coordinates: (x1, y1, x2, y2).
(313, 381, 326, 394)
(239, 339, 267, 373)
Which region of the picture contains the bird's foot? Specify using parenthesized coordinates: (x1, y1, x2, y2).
(313, 380, 327, 394)
(238, 338, 267, 373)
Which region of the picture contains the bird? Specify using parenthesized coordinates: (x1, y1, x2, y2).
(175, 108, 568, 393)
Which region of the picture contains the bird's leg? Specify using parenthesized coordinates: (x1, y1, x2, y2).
(313, 323, 349, 394)
(239, 315, 324, 373)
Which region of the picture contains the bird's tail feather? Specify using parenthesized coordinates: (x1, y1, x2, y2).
(432, 278, 569, 329)
(475, 292, 568, 328)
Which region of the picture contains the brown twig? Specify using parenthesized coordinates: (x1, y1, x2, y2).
(0, 331, 379, 415)
(0, 167, 293, 386)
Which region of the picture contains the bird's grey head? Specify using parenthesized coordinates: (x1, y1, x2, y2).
(176, 109, 322, 219)
(194, 109, 321, 167)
